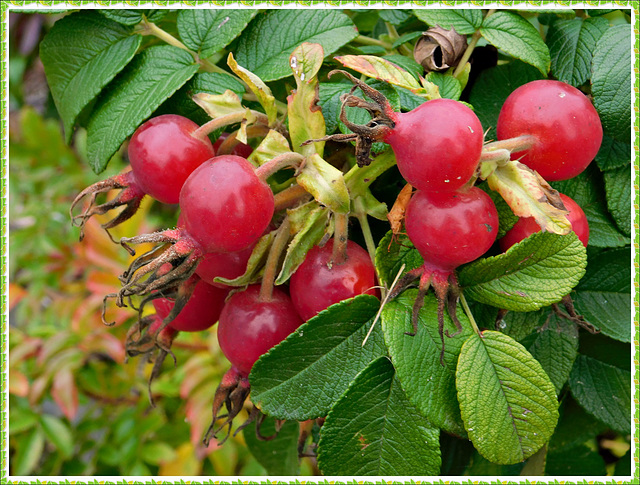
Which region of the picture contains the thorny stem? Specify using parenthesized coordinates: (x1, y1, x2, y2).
(482, 134, 537, 154)
(459, 293, 481, 336)
(254, 152, 305, 182)
(452, 9, 495, 78)
(273, 184, 311, 212)
(193, 110, 270, 141)
(332, 212, 349, 265)
(259, 217, 291, 302)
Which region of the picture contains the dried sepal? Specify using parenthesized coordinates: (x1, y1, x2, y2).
(413, 26, 468, 73)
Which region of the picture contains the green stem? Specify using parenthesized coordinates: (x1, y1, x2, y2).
(354, 35, 392, 50)
(353, 198, 377, 264)
(192, 110, 269, 141)
(260, 217, 291, 302)
(460, 293, 481, 336)
(452, 9, 495, 78)
(140, 20, 195, 55)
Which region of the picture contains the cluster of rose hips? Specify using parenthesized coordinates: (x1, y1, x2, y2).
(71, 71, 601, 444)
(71, 113, 378, 443)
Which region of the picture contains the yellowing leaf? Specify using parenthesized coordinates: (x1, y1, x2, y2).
(193, 89, 244, 118)
(228, 52, 278, 125)
(296, 154, 350, 214)
(247, 129, 292, 167)
(488, 160, 571, 234)
(288, 43, 326, 156)
(335, 55, 422, 91)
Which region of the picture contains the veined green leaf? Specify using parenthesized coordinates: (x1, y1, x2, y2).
(382, 290, 472, 435)
(457, 331, 559, 464)
(40, 11, 142, 143)
(317, 357, 441, 476)
(250, 295, 386, 420)
(177, 9, 257, 59)
(235, 10, 358, 81)
(459, 232, 587, 311)
(413, 9, 482, 35)
(86, 45, 198, 173)
(480, 11, 550, 75)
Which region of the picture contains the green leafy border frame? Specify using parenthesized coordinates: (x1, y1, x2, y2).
(1, 1, 637, 483)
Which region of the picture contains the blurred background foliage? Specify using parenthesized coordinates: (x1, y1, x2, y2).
(8, 12, 318, 476)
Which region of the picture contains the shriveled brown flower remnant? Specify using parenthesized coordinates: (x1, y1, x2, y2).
(413, 26, 468, 72)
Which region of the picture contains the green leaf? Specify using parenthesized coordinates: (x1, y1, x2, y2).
(318, 82, 353, 134)
(214, 232, 273, 287)
(569, 354, 631, 434)
(235, 10, 358, 81)
(375, 231, 423, 288)
(549, 395, 608, 452)
(546, 444, 607, 476)
(592, 24, 632, 143)
(317, 357, 441, 476)
(392, 31, 423, 49)
(382, 290, 473, 435)
(140, 442, 177, 465)
(552, 167, 630, 248)
(244, 417, 300, 476)
(397, 86, 428, 112)
(522, 315, 578, 393)
(13, 427, 45, 475)
(177, 10, 257, 59)
(586, 9, 619, 17)
(497, 308, 549, 342)
(469, 60, 543, 139)
(595, 135, 631, 172)
(459, 232, 587, 311)
(456, 331, 559, 465)
(163, 72, 245, 126)
(413, 9, 482, 35)
(98, 9, 165, 26)
(9, 407, 40, 435)
(425, 72, 462, 100)
(247, 129, 292, 167)
(86, 45, 199, 173)
(379, 9, 412, 26)
(275, 204, 329, 285)
(546, 17, 609, 87)
(250, 295, 387, 420)
(480, 11, 550, 75)
(296, 154, 349, 214)
(39, 415, 74, 459)
(573, 247, 631, 343)
(40, 11, 142, 143)
(287, 43, 326, 155)
(603, 164, 631, 236)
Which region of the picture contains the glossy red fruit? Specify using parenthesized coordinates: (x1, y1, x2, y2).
(129, 114, 215, 204)
(405, 187, 499, 271)
(289, 240, 378, 321)
(384, 98, 484, 193)
(212, 133, 254, 159)
(180, 155, 274, 253)
(217, 285, 303, 376)
(176, 213, 256, 288)
(499, 193, 589, 251)
(153, 278, 229, 332)
(496, 80, 603, 181)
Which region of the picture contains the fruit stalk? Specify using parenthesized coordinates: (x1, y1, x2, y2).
(259, 217, 291, 302)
